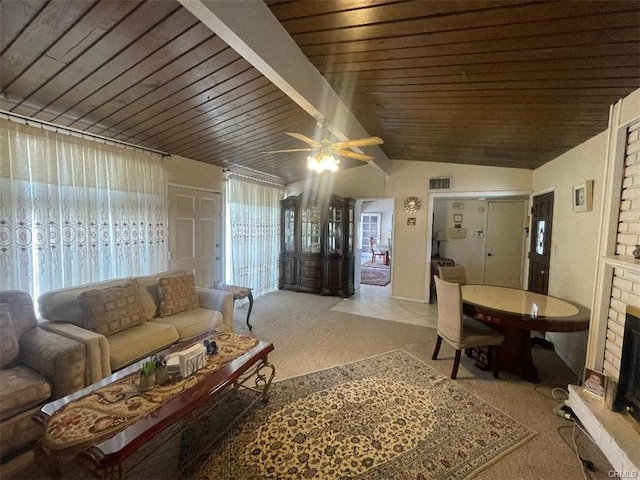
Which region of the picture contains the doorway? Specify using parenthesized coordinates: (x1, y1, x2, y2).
(357, 198, 394, 291)
(428, 190, 531, 300)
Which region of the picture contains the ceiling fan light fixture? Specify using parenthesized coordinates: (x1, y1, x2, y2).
(307, 151, 339, 173)
(268, 127, 382, 171)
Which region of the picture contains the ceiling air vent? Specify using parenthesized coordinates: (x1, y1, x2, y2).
(429, 176, 452, 190)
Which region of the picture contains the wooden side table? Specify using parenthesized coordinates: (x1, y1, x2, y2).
(211, 283, 254, 331)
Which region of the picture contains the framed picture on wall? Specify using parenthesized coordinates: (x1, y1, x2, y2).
(573, 180, 593, 212)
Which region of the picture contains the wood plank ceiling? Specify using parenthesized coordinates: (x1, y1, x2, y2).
(1, 0, 639, 185)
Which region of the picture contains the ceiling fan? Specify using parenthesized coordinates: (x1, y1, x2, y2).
(264, 120, 383, 172)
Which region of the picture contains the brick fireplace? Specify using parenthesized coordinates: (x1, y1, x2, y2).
(568, 110, 640, 473)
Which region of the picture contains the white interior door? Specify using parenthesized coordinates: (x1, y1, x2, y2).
(484, 200, 527, 287)
(168, 185, 222, 287)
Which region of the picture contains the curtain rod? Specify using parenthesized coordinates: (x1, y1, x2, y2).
(0, 110, 170, 157)
(224, 168, 287, 188)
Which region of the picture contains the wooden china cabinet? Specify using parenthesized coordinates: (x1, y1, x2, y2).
(279, 190, 355, 297)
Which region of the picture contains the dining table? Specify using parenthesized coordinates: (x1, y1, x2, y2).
(461, 284, 590, 382)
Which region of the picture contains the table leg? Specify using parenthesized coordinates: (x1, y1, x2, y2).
(255, 357, 276, 403)
(246, 291, 254, 331)
(469, 328, 539, 382)
(497, 327, 540, 383)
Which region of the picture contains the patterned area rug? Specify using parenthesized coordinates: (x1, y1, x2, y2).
(192, 350, 535, 480)
(361, 263, 391, 286)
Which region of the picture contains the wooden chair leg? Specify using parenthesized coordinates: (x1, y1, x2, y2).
(432, 335, 443, 360)
(491, 345, 500, 379)
(451, 349, 462, 379)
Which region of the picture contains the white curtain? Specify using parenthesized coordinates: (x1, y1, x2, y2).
(0, 118, 168, 300)
(226, 176, 284, 297)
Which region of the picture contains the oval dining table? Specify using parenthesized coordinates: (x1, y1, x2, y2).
(461, 284, 591, 382)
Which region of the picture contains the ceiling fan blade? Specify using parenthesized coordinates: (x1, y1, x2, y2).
(334, 149, 375, 162)
(334, 136, 384, 149)
(285, 132, 321, 147)
(263, 148, 314, 154)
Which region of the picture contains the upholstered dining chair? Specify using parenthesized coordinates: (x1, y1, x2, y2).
(432, 276, 505, 379)
(438, 265, 466, 284)
(369, 237, 385, 264)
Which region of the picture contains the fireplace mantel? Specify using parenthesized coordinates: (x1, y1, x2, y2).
(604, 255, 640, 275)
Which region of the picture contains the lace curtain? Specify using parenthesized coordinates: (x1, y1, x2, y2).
(226, 176, 284, 297)
(0, 118, 168, 300)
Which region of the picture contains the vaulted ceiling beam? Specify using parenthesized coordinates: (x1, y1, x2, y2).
(177, 0, 392, 176)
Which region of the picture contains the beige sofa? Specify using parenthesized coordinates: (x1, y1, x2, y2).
(0, 290, 85, 463)
(38, 270, 234, 386)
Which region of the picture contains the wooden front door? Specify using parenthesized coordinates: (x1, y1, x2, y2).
(527, 192, 554, 294)
(168, 186, 222, 287)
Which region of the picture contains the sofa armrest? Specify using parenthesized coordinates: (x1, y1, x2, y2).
(19, 327, 86, 399)
(38, 320, 111, 385)
(196, 288, 234, 332)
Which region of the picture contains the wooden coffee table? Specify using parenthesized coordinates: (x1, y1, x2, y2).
(33, 334, 274, 478)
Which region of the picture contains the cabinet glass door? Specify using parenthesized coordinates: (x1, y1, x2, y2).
(347, 206, 354, 254)
(327, 206, 342, 254)
(301, 205, 321, 253)
(283, 206, 295, 253)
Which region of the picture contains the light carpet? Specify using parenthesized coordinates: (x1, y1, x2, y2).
(360, 263, 391, 286)
(191, 350, 535, 480)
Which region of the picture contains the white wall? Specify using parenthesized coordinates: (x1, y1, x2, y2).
(532, 132, 608, 373)
(166, 154, 224, 190)
(436, 199, 488, 284)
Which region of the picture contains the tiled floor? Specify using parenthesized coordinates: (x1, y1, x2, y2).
(331, 258, 439, 328)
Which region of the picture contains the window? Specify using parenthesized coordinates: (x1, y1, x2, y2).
(0, 118, 168, 300)
(361, 213, 381, 253)
(225, 176, 285, 297)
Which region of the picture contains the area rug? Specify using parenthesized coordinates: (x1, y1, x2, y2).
(361, 263, 391, 286)
(190, 350, 535, 480)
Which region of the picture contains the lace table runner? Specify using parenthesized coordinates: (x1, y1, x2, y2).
(42, 332, 258, 454)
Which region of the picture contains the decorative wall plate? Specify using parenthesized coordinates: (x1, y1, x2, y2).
(403, 196, 421, 213)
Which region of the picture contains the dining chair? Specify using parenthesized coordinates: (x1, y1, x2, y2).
(438, 265, 466, 284)
(369, 237, 385, 264)
(432, 276, 505, 379)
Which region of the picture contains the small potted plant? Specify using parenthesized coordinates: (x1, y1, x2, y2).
(139, 358, 156, 391)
